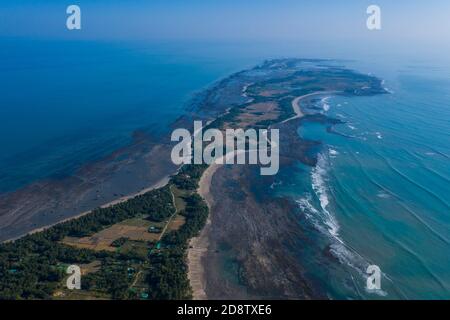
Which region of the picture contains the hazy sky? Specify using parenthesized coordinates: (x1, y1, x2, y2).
(1, 1, 450, 58)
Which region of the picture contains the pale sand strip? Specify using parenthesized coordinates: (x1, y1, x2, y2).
(187, 90, 340, 299)
(187, 163, 220, 300)
(186, 118, 223, 299)
(186, 91, 311, 299)
(281, 91, 338, 124)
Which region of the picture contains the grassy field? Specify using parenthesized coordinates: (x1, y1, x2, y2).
(62, 221, 151, 251)
(167, 214, 186, 232)
(60, 215, 179, 252)
(54, 186, 190, 299)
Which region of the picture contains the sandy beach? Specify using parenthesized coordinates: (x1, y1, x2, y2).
(281, 91, 338, 124)
(186, 92, 316, 299)
(4, 175, 171, 243)
(187, 163, 220, 300)
(0, 58, 396, 300)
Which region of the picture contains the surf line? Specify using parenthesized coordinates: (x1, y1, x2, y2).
(282, 91, 340, 124)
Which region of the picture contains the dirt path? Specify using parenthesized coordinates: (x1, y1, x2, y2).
(186, 89, 339, 299)
(157, 187, 177, 241)
(130, 270, 143, 288)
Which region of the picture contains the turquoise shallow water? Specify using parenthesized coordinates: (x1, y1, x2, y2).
(276, 61, 450, 299)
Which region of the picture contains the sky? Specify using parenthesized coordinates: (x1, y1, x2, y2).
(1, 1, 450, 59)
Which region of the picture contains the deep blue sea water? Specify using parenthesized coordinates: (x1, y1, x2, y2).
(0, 39, 255, 193)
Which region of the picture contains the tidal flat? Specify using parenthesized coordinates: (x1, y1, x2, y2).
(0, 58, 388, 300)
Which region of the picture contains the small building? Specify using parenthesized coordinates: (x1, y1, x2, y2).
(148, 226, 162, 233)
(141, 292, 149, 300)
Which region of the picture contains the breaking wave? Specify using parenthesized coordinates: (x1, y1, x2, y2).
(296, 153, 389, 297)
(321, 97, 331, 112)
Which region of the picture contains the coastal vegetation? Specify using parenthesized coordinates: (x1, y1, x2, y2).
(0, 59, 387, 300)
(0, 165, 208, 300)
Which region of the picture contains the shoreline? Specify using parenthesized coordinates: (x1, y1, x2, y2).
(186, 91, 315, 299)
(187, 163, 220, 300)
(0, 136, 179, 243)
(3, 176, 171, 243)
(0, 64, 253, 243)
(0, 59, 393, 299)
(281, 91, 337, 124)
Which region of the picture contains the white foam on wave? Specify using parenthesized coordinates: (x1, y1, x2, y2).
(329, 148, 339, 158)
(330, 242, 388, 297)
(310, 154, 339, 236)
(269, 180, 282, 189)
(366, 286, 388, 297)
(296, 153, 390, 297)
(375, 132, 383, 139)
(381, 79, 395, 94)
(377, 191, 391, 199)
(321, 97, 330, 112)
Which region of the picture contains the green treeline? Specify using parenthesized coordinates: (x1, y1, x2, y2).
(0, 165, 209, 300)
(171, 164, 208, 190)
(145, 166, 209, 299)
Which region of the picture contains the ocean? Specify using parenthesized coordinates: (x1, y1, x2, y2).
(276, 59, 450, 299)
(0, 39, 253, 193)
(1, 38, 449, 299)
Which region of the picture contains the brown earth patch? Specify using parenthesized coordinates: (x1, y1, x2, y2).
(259, 89, 287, 97)
(61, 218, 159, 251)
(236, 102, 280, 127)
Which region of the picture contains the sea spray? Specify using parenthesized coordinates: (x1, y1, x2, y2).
(321, 97, 331, 112)
(297, 152, 389, 297)
(310, 154, 339, 236)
